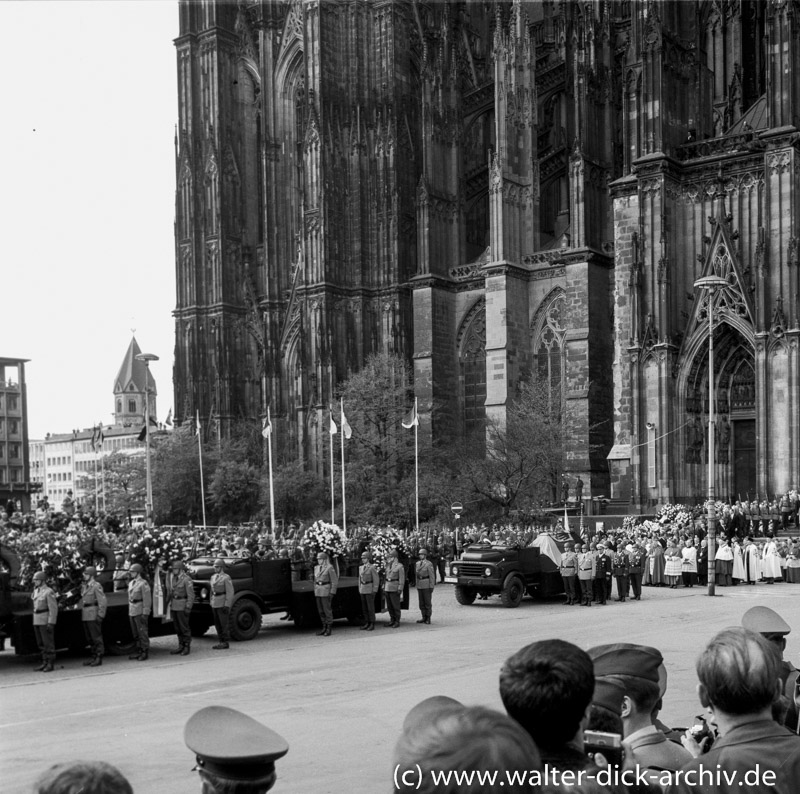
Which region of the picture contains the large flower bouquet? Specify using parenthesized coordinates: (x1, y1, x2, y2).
(367, 528, 409, 574)
(305, 521, 347, 560)
(129, 529, 185, 578)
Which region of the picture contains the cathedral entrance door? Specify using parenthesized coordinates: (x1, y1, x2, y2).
(732, 419, 756, 500)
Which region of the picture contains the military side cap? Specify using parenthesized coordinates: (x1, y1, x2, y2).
(592, 678, 626, 716)
(742, 606, 791, 636)
(588, 643, 663, 683)
(185, 706, 289, 781)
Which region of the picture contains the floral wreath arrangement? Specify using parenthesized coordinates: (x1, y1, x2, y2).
(128, 529, 186, 579)
(305, 521, 347, 560)
(366, 528, 409, 575)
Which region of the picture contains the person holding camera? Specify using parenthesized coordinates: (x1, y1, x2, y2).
(210, 558, 234, 649)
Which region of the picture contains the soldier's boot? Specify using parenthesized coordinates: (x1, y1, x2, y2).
(359, 622, 370, 630)
(129, 651, 142, 660)
(33, 660, 47, 672)
(179, 645, 190, 656)
(212, 643, 229, 649)
(42, 662, 55, 673)
(83, 656, 97, 666)
(89, 656, 102, 667)
(315, 626, 327, 636)
(416, 617, 426, 623)
(324, 623, 332, 636)
(170, 644, 184, 654)
(366, 623, 375, 631)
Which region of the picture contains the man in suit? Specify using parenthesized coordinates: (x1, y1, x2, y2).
(384, 547, 405, 628)
(168, 558, 195, 656)
(210, 558, 234, 649)
(576, 543, 595, 606)
(80, 565, 107, 667)
(559, 542, 578, 605)
(590, 643, 692, 778)
(127, 563, 152, 661)
(415, 548, 436, 624)
(358, 552, 380, 631)
(31, 571, 58, 672)
(313, 551, 338, 636)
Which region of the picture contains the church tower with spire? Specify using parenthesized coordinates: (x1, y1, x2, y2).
(113, 337, 157, 428)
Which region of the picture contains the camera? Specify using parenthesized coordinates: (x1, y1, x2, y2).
(584, 730, 624, 767)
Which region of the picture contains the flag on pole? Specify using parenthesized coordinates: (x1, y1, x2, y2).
(340, 401, 352, 439)
(195, 411, 202, 437)
(165, 408, 173, 427)
(563, 504, 570, 536)
(401, 401, 419, 429)
(262, 407, 272, 439)
(93, 425, 104, 452)
(329, 407, 338, 435)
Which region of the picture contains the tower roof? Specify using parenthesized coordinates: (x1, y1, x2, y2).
(114, 336, 156, 395)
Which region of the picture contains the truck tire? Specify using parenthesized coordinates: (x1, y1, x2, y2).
(500, 576, 525, 608)
(454, 586, 477, 605)
(228, 598, 262, 642)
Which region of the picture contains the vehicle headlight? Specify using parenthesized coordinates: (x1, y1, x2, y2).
(451, 565, 458, 576)
(484, 567, 493, 576)
(200, 587, 209, 600)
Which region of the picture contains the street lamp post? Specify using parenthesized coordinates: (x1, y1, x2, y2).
(135, 353, 159, 528)
(694, 276, 727, 597)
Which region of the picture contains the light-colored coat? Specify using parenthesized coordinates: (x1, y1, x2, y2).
(415, 559, 436, 590)
(128, 577, 152, 617)
(384, 559, 405, 592)
(32, 585, 58, 626)
(168, 571, 195, 612)
(210, 572, 234, 608)
(313, 563, 339, 597)
(358, 563, 380, 595)
(81, 580, 107, 621)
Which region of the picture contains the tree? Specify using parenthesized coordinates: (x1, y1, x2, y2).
(259, 461, 327, 525)
(456, 379, 564, 517)
(210, 460, 261, 522)
(75, 451, 146, 518)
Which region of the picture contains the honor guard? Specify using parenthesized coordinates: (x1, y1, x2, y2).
(127, 563, 152, 661)
(414, 548, 436, 624)
(358, 552, 380, 631)
(168, 558, 195, 656)
(559, 542, 578, 605)
(31, 571, 58, 672)
(185, 706, 289, 793)
(313, 551, 338, 636)
(210, 558, 234, 649)
(384, 548, 405, 628)
(80, 565, 107, 667)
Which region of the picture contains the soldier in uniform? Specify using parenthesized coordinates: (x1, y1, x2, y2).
(742, 606, 799, 734)
(168, 558, 195, 655)
(185, 706, 289, 793)
(127, 563, 151, 661)
(612, 545, 630, 602)
(210, 558, 234, 649)
(112, 552, 129, 591)
(313, 551, 338, 637)
(414, 548, 436, 624)
(627, 540, 646, 601)
(576, 543, 595, 606)
(559, 542, 578, 605)
(593, 542, 611, 605)
(358, 552, 380, 631)
(80, 565, 107, 667)
(31, 571, 58, 672)
(384, 547, 405, 627)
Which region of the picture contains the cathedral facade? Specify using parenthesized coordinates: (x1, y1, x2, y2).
(173, 0, 799, 509)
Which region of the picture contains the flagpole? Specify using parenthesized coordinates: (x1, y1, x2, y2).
(100, 430, 106, 513)
(328, 405, 336, 524)
(267, 406, 276, 535)
(414, 397, 419, 534)
(340, 398, 347, 536)
(197, 411, 208, 534)
(93, 437, 99, 513)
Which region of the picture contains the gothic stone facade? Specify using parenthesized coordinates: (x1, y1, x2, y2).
(173, 1, 800, 508)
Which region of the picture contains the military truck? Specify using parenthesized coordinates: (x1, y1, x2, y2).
(188, 556, 373, 640)
(450, 539, 565, 607)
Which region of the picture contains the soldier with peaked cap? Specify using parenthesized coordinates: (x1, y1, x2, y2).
(414, 548, 436, 624)
(742, 606, 799, 733)
(590, 642, 692, 773)
(127, 563, 152, 661)
(185, 706, 289, 793)
(210, 558, 234, 649)
(80, 565, 107, 667)
(31, 571, 58, 672)
(168, 558, 195, 656)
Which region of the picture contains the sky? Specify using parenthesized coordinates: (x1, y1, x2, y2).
(1, 0, 178, 438)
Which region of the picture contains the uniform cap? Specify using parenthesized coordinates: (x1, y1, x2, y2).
(185, 706, 289, 782)
(592, 678, 626, 716)
(84, 566, 97, 576)
(418, 548, 428, 554)
(129, 563, 144, 574)
(741, 606, 791, 636)
(588, 643, 663, 683)
(214, 558, 226, 567)
(32, 571, 46, 582)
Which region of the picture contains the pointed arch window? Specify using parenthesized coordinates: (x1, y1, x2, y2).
(459, 302, 486, 441)
(533, 292, 566, 417)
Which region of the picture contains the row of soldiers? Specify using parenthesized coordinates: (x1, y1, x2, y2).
(559, 539, 648, 606)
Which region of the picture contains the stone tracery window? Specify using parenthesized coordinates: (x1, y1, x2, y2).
(533, 291, 566, 418)
(459, 301, 486, 440)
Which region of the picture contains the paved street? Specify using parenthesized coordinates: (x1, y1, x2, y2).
(1, 582, 798, 793)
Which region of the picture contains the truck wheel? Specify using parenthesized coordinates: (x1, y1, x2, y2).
(455, 586, 477, 605)
(500, 576, 525, 608)
(228, 598, 262, 642)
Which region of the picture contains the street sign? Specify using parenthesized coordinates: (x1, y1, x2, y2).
(451, 501, 463, 515)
